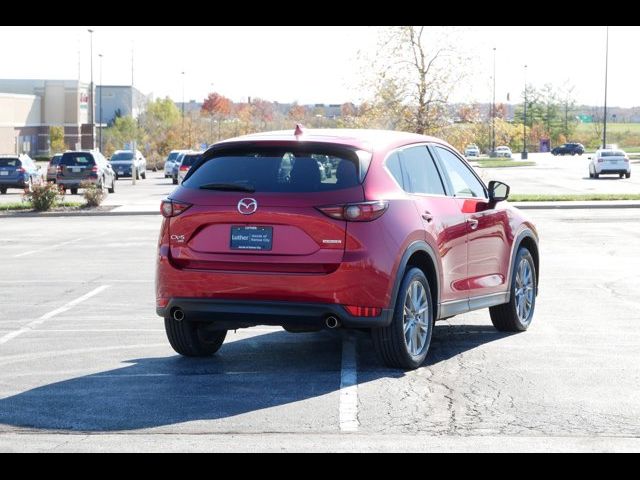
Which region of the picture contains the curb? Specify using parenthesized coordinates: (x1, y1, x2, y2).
(0, 210, 159, 218)
(513, 202, 640, 210)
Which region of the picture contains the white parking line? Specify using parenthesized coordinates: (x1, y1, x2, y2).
(339, 332, 359, 432)
(12, 235, 102, 258)
(0, 285, 111, 345)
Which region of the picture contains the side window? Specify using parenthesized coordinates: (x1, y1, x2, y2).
(435, 147, 486, 198)
(385, 152, 403, 188)
(399, 146, 445, 195)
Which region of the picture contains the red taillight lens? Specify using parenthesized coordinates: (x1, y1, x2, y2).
(17, 167, 25, 174)
(344, 305, 382, 317)
(316, 201, 389, 222)
(91, 165, 99, 172)
(180, 165, 189, 171)
(161, 199, 192, 218)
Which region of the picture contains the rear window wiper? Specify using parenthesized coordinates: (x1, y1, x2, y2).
(198, 183, 255, 192)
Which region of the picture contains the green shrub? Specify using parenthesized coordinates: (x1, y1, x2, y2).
(81, 181, 106, 207)
(24, 182, 60, 211)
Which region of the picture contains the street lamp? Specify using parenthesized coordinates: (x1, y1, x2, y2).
(88, 28, 95, 150)
(181, 71, 185, 131)
(522, 65, 528, 160)
(98, 53, 103, 153)
(603, 26, 609, 148)
(491, 47, 496, 157)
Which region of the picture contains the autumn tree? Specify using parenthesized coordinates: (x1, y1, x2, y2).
(287, 103, 307, 122)
(49, 126, 66, 153)
(201, 92, 233, 141)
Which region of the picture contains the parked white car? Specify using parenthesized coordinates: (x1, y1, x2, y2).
(494, 146, 513, 158)
(588, 149, 631, 179)
(464, 144, 480, 157)
(164, 149, 188, 179)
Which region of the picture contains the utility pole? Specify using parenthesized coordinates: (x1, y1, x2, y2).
(88, 29, 95, 150)
(603, 26, 609, 149)
(491, 47, 496, 157)
(522, 65, 528, 160)
(98, 53, 103, 153)
(131, 46, 136, 186)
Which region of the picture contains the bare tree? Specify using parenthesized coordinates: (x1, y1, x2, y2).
(359, 26, 468, 134)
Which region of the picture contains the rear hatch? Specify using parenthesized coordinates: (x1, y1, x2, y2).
(59, 152, 95, 180)
(167, 143, 369, 274)
(0, 158, 22, 181)
(600, 150, 627, 166)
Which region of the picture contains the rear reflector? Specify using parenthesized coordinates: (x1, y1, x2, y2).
(344, 305, 382, 317)
(317, 201, 388, 222)
(161, 199, 192, 218)
(156, 297, 169, 308)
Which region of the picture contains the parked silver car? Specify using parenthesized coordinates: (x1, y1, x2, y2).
(164, 150, 188, 179)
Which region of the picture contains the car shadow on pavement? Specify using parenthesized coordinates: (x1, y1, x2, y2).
(0, 325, 512, 432)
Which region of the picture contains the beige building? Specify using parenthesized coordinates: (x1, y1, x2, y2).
(0, 79, 94, 156)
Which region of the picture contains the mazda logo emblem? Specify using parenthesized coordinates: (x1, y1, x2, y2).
(237, 198, 258, 215)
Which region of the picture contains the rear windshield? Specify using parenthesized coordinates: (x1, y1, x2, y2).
(183, 146, 365, 193)
(181, 154, 201, 167)
(61, 152, 95, 166)
(167, 152, 180, 162)
(0, 158, 20, 167)
(111, 152, 134, 161)
(50, 155, 62, 165)
(601, 151, 625, 157)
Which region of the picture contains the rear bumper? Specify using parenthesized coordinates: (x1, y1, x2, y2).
(596, 167, 630, 174)
(157, 298, 393, 329)
(56, 177, 97, 187)
(0, 179, 26, 188)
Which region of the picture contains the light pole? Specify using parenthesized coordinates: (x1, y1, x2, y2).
(603, 26, 609, 148)
(181, 71, 185, 142)
(88, 28, 95, 150)
(491, 47, 496, 157)
(522, 65, 528, 160)
(98, 53, 103, 153)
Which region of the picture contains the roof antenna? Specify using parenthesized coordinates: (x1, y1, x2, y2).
(294, 124, 305, 137)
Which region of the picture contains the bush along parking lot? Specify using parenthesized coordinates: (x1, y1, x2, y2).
(474, 159, 536, 168)
(0, 181, 111, 213)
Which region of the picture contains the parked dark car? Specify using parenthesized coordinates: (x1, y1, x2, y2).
(57, 150, 115, 195)
(156, 127, 540, 370)
(0, 154, 42, 194)
(551, 143, 584, 156)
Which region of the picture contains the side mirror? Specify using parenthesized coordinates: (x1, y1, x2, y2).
(488, 180, 510, 203)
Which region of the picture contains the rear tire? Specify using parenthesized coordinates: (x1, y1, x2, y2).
(172, 177, 178, 185)
(141, 171, 146, 180)
(594, 173, 599, 179)
(626, 172, 631, 178)
(0, 187, 6, 194)
(372, 267, 433, 370)
(164, 318, 227, 357)
(490, 247, 536, 332)
(108, 178, 115, 193)
(70, 188, 78, 195)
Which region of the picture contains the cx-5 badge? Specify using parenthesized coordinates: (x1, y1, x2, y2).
(237, 198, 258, 215)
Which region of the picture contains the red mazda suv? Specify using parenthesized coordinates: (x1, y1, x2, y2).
(156, 128, 539, 369)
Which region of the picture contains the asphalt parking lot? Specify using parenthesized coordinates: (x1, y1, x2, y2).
(1, 208, 639, 452)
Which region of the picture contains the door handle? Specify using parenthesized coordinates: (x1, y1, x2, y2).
(422, 211, 434, 222)
(468, 218, 479, 230)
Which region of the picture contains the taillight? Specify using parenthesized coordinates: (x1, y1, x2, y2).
(344, 305, 382, 317)
(598, 158, 604, 163)
(91, 165, 99, 172)
(316, 201, 389, 222)
(16, 167, 25, 174)
(180, 165, 189, 171)
(624, 157, 629, 162)
(161, 199, 192, 218)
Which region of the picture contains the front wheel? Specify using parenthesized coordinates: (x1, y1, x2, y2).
(372, 267, 433, 370)
(164, 318, 227, 357)
(490, 247, 536, 332)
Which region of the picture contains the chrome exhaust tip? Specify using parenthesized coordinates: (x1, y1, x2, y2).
(172, 308, 185, 322)
(325, 316, 340, 329)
